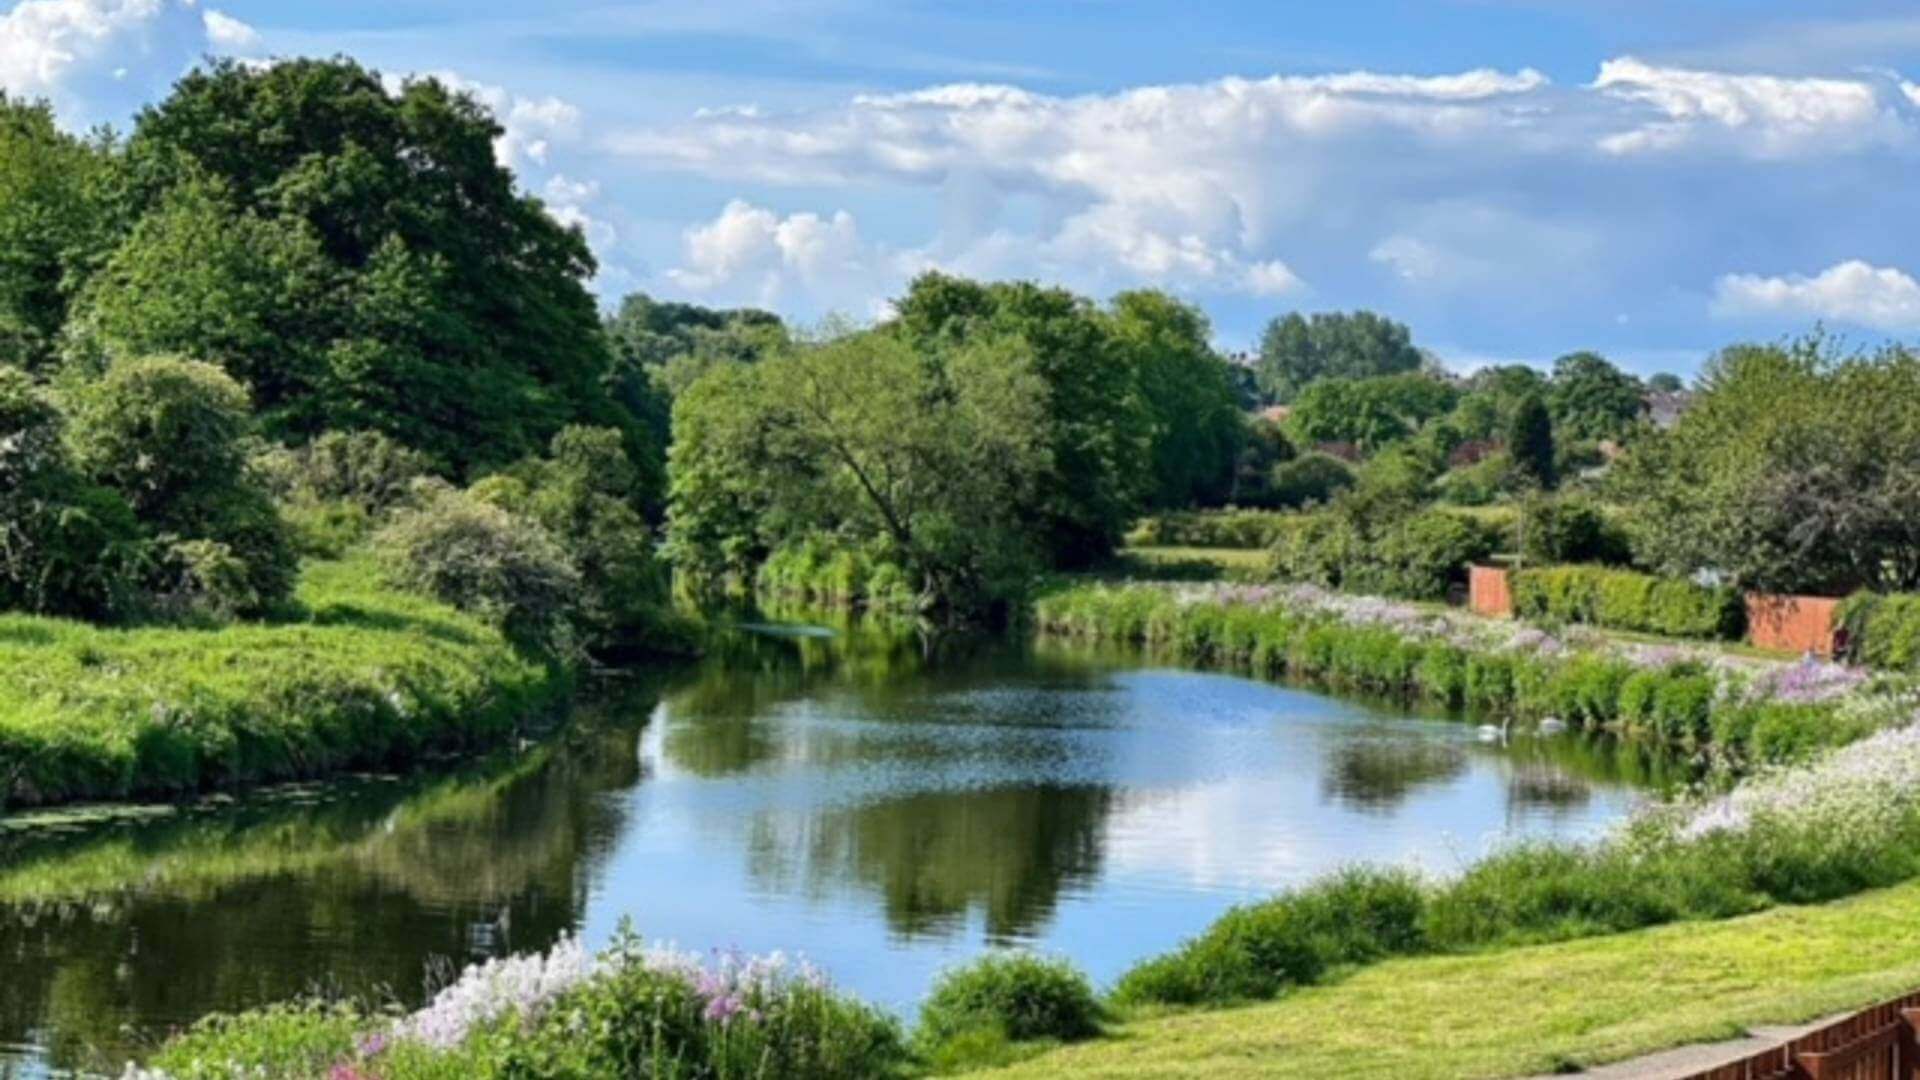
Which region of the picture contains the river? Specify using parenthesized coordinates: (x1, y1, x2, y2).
(0, 620, 1680, 1076)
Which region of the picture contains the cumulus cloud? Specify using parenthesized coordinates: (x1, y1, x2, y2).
(0, 0, 212, 123)
(200, 8, 257, 50)
(1713, 260, 1920, 331)
(663, 199, 921, 315)
(1592, 57, 1915, 157)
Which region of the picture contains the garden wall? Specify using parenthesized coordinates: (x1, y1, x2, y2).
(1468, 565, 1512, 618)
(1746, 593, 1843, 657)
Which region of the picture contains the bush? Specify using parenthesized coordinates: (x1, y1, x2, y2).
(1111, 867, 1427, 1006)
(918, 952, 1101, 1052)
(1838, 592, 1920, 672)
(1269, 453, 1355, 508)
(375, 489, 581, 655)
(1270, 508, 1495, 601)
(1512, 566, 1744, 640)
(63, 355, 296, 616)
(1127, 510, 1296, 549)
(1518, 494, 1632, 566)
(1435, 450, 1513, 506)
(255, 429, 432, 513)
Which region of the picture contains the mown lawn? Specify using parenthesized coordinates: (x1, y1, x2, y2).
(972, 879, 1920, 1079)
(0, 557, 564, 808)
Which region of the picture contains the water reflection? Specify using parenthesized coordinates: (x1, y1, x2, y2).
(2, 617, 1660, 1075)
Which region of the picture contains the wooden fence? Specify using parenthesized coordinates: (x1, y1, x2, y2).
(1746, 594, 1845, 658)
(1469, 565, 1513, 618)
(1680, 991, 1920, 1079)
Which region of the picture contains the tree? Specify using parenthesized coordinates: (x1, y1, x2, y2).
(1289, 373, 1457, 453)
(1254, 310, 1422, 403)
(111, 58, 640, 486)
(1549, 351, 1644, 443)
(1450, 364, 1548, 441)
(1647, 373, 1685, 394)
(602, 292, 789, 455)
(1506, 393, 1557, 491)
(0, 94, 119, 370)
(1108, 290, 1242, 509)
(1614, 338, 1920, 594)
(666, 328, 1053, 616)
(893, 273, 1150, 567)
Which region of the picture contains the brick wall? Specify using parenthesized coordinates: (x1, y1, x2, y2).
(1469, 566, 1513, 618)
(1745, 593, 1843, 657)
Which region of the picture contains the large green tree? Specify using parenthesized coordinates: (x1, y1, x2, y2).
(1108, 290, 1242, 509)
(1615, 339, 1920, 594)
(1289, 373, 1458, 453)
(1255, 310, 1422, 404)
(893, 273, 1150, 566)
(1549, 351, 1645, 443)
(90, 58, 637, 483)
(0, 95, 119, 370)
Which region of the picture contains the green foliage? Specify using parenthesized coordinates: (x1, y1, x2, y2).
(1109, 290, 1242, 509)
(0, 366, 146, 618)
(1227, 417, 1295, 508)
(100, 57, 649, 486)
(1288, 373, 1457, 452)
(1510, 566, 1745, 640)
(1268, 453, 1355, 509)
(1434, 450, 1514, 507)
(1269, 503, 1497, 601)
(255, 429, 432, 513)
(1838, 593, 1920, 672)
(1517, 494, 1632, 566)
(1506, 392, 1557, 490)
(1255, 310, 1422, 404)
(0, 94, 120, 370)
(1111, 868, 1427, 1006)
(375, 488, 582, 655)
(918, 952, 1102, 1050)
(1614, 337, 1920, 594)
(1548, 351, 1645, 443)
(668, 321, 1054, 618)
(1127, 510, 1298, 549)
(0, 557, 560, 807)
(64, 355, 296, 615)
(895, 273, 1152, 566)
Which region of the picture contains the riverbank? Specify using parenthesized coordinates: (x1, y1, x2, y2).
(0, 557, 568, 809)
(1033, 580, 1912, 764)
(970, 877, 1920, 1080)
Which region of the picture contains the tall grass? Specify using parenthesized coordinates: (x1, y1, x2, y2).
(0, 557, 565, 808)
(1033, 581, 1909, 763)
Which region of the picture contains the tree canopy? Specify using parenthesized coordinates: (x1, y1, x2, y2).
(1255, 310, 1422, 404)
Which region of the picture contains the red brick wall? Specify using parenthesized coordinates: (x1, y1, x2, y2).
(1745, 593, 1842, 656)
(1469, 566, 1513, 618)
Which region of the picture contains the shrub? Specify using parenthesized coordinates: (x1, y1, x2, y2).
(1127, 510, 1296, 549)
(254, 429, 432, 513)
(375, 489, 581, 655)
(1270, 508, 1494, 601)
(1269, 453, 1355, 508)
(917, 952, 1102, 1050)
(1111, 867, 1427, 1006)
(1518, 494, 1632, 566)
(1838, 592, 1920, 672)
(64, 355, 296, 616)
(1435, 450, 1513, 506)
(1512, 566, 1744, 640)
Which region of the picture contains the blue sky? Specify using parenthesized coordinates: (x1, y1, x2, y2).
(7, 1, 1920, 375)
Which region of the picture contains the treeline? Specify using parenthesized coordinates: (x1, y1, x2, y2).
(0, 60, 676, 653)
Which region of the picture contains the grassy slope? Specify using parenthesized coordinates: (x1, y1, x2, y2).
(975, 880, 1920, 1080)
(0, 558, 563, 808)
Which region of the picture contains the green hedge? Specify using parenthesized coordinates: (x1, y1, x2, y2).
(1510, 565, 1746, 641)
(1268, 509, 1498, 602)
(1126, 510, 1297, 549)
(1033, 583, 1866, 763)
(1838, 592, 1920, 672)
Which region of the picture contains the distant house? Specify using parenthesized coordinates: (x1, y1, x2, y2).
(1448, 438, 1500, 468)
(1258, 405, 1293, 425)
(1645, 390, 1693, 431)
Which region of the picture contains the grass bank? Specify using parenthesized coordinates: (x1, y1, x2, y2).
(971, 878, 1920, 1079)
(1033, 581, 1911, 764)
(0, 557, 567, 809)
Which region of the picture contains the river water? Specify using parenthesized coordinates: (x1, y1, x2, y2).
(0, 622, 1677, 1076)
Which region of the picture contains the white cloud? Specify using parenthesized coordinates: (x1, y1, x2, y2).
(664, 199, 919, 315)
(1370, 235, 1445, 283)
(200, 8, 257, 50)
(1712, 260, 1920, 331)
(1593, 57, 1911, 157)
(0, 0, 208, 123)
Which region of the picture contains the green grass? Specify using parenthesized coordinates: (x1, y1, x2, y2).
(1102, 546, 1271, 582)
(0, 557, 566, 808)
(972, 878, 1920, 1079)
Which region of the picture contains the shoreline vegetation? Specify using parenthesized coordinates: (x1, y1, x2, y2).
(0, 557, 567, 809)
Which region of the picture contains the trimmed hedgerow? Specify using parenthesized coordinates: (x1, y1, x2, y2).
(1839, 592, 1920, 673)
(1126, 510, 1297, 550)
(1511, 565, 1746, 641)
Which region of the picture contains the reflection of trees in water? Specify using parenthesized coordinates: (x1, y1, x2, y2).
(1321, 737, 1469, 812)
(743, 784, 1115, 945)
(0, 683, 659, 1074)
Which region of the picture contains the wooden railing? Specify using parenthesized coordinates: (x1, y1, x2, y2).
(1681, 992, 1920, 1079)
